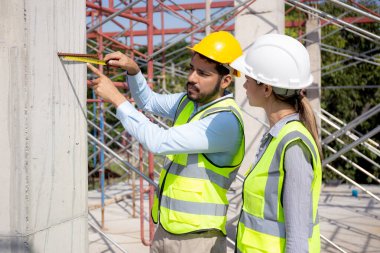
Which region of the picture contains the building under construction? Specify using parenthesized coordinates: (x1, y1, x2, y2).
(1, 0, 379, 252)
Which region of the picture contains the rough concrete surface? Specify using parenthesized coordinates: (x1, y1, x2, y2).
(1, 1, 88, 252)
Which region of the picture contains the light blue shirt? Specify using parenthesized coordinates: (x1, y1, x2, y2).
(116, 72, 243, 166)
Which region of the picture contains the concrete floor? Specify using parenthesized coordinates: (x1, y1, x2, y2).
(318, 184, 380, 253)
(88, 182, 380, 253)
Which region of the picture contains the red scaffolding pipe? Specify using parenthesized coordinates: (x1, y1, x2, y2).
(88, 15, 375, 39)
(147, 0, 155, 245)
(115, 1, 234, 14)
(86, 2, 149, 24)
(93, 30, 147, 58)
(349, 0, 380, 18)
(88, 25, 234, 38)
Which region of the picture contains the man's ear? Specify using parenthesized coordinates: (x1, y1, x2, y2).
(264, 84, 273, 98)
(220, 74, 232, 89)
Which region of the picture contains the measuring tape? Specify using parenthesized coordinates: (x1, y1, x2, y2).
(58, 53, 106, 65)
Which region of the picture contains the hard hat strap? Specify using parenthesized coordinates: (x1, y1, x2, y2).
(222, 63, 236, 76)
(272, 87, 300, 97)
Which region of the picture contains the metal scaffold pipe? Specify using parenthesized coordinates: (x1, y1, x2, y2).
(149, 0, 255, 59)
(325, 164, 380, 202)
(327, 0, 380, 23)
(88, 132, 158, 189)
(286, 0, 380, 42)
(323, 104, 380, 145)
(320, 126, 380, 170)
(89, 222, 129, 253)
(87, 0, 145, 33)
(324, 144, 380, 184)
(320, 234, 349, 253)
(322, 108, 379, 148)
(323, 125, 380, 166)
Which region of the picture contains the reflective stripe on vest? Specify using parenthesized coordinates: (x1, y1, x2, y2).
(160, 195, 228, 216)
(240, 208, 319, 238)
(263, 130, 317, 221)
(237, 121, 322, 253)
(152, 95, 245, 235)
(162, 154, 237, 190)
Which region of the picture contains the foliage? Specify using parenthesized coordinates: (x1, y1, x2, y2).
(286, 1, 380, 183)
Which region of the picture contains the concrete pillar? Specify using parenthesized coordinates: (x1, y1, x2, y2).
(305, 15, 322, 132)
(0, 1, 88, 252)
(234, 0, 285, 173)
(205, 0, 212, 35)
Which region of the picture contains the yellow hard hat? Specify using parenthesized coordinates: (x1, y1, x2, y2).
(188, 31, 243, 76)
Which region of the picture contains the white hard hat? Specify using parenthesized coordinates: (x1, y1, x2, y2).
(230, 34, 313, 89)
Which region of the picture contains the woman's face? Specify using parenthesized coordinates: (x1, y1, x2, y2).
(243, 75, 266, 107)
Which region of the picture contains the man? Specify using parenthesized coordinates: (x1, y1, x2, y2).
(87, 31, 245, 253)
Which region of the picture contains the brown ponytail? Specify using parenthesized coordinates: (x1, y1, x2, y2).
(298, 94, 323, 159)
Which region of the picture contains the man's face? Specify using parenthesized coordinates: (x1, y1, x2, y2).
(186, 53, 224, 106)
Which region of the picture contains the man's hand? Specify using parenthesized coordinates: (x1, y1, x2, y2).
(87, 63, 127, 107)
(104, 51, 140, 75)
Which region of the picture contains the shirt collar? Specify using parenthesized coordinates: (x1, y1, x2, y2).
(194, 91, 233, 113)
(268, 113, 299, 138)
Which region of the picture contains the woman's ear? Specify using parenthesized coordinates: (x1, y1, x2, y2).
(264, 85, 273, 98)
(221, 74, 232, 89)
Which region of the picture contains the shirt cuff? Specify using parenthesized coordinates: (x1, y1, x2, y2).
(127, 71, 145, 84)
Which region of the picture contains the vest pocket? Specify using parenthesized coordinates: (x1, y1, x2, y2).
(167, 182, 205, 226)
(168, 209, 200, 227)
(171, 182, 204, 203)
(240, 225, 282, 253)
(244, 190, 264, 218)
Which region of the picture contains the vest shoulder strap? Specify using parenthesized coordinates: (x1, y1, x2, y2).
(198, 97, 244, 126)
(173, 94, 191, 122)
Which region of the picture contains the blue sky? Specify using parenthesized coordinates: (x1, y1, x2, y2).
(87, 0, 234, 46)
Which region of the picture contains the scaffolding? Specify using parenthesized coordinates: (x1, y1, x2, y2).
(85, 1, 380, 252)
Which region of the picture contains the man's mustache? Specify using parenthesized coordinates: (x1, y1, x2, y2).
(186, 82, 199, 91)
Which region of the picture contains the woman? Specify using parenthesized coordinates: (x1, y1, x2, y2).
(230, 34, 322, 253)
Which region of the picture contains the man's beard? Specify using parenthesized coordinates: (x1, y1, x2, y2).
(186, 78, 222, 105)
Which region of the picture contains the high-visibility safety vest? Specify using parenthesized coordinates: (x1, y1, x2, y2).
(236, 121, 322, 253)
(151, 95, 245, 235)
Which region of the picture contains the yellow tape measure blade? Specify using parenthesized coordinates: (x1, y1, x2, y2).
(61, 56, 106, 65)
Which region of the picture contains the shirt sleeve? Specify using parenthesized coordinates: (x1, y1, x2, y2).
(116, 101, 242, 160)
(127, 71, 184, 120)
(283, 141, 314, 253)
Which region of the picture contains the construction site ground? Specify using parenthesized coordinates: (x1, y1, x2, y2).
(88, 181, 380, 253)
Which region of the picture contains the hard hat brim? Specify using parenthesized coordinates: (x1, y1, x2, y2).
(231, 54, 314, 89)
(230, 54, 255, 80)
(188, 46, 241, 77)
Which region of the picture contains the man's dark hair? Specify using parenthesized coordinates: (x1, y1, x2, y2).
(194, 52, 230, 76)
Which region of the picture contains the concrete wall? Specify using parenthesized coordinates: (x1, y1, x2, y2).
(0, 1, 88, 252)
(305, 16, 322, 131)
(234, 0, 285, 173)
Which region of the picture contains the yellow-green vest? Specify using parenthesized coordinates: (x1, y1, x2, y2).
(151, 95, 245, 235)
(236, 121, 322, 253)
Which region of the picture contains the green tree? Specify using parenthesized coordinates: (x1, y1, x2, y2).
(286, 1, 380, 183)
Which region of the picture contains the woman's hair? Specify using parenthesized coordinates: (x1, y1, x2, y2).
(273, 91, 323, 159)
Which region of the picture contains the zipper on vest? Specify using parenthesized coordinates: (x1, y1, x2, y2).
(235, 141, 269, 251)
(157, 160, 174, 223)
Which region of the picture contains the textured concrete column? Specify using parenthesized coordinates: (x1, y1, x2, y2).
(305, 15, 322, 132)
(0, 1, 88, 252)
(234, 0, 284, 173)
